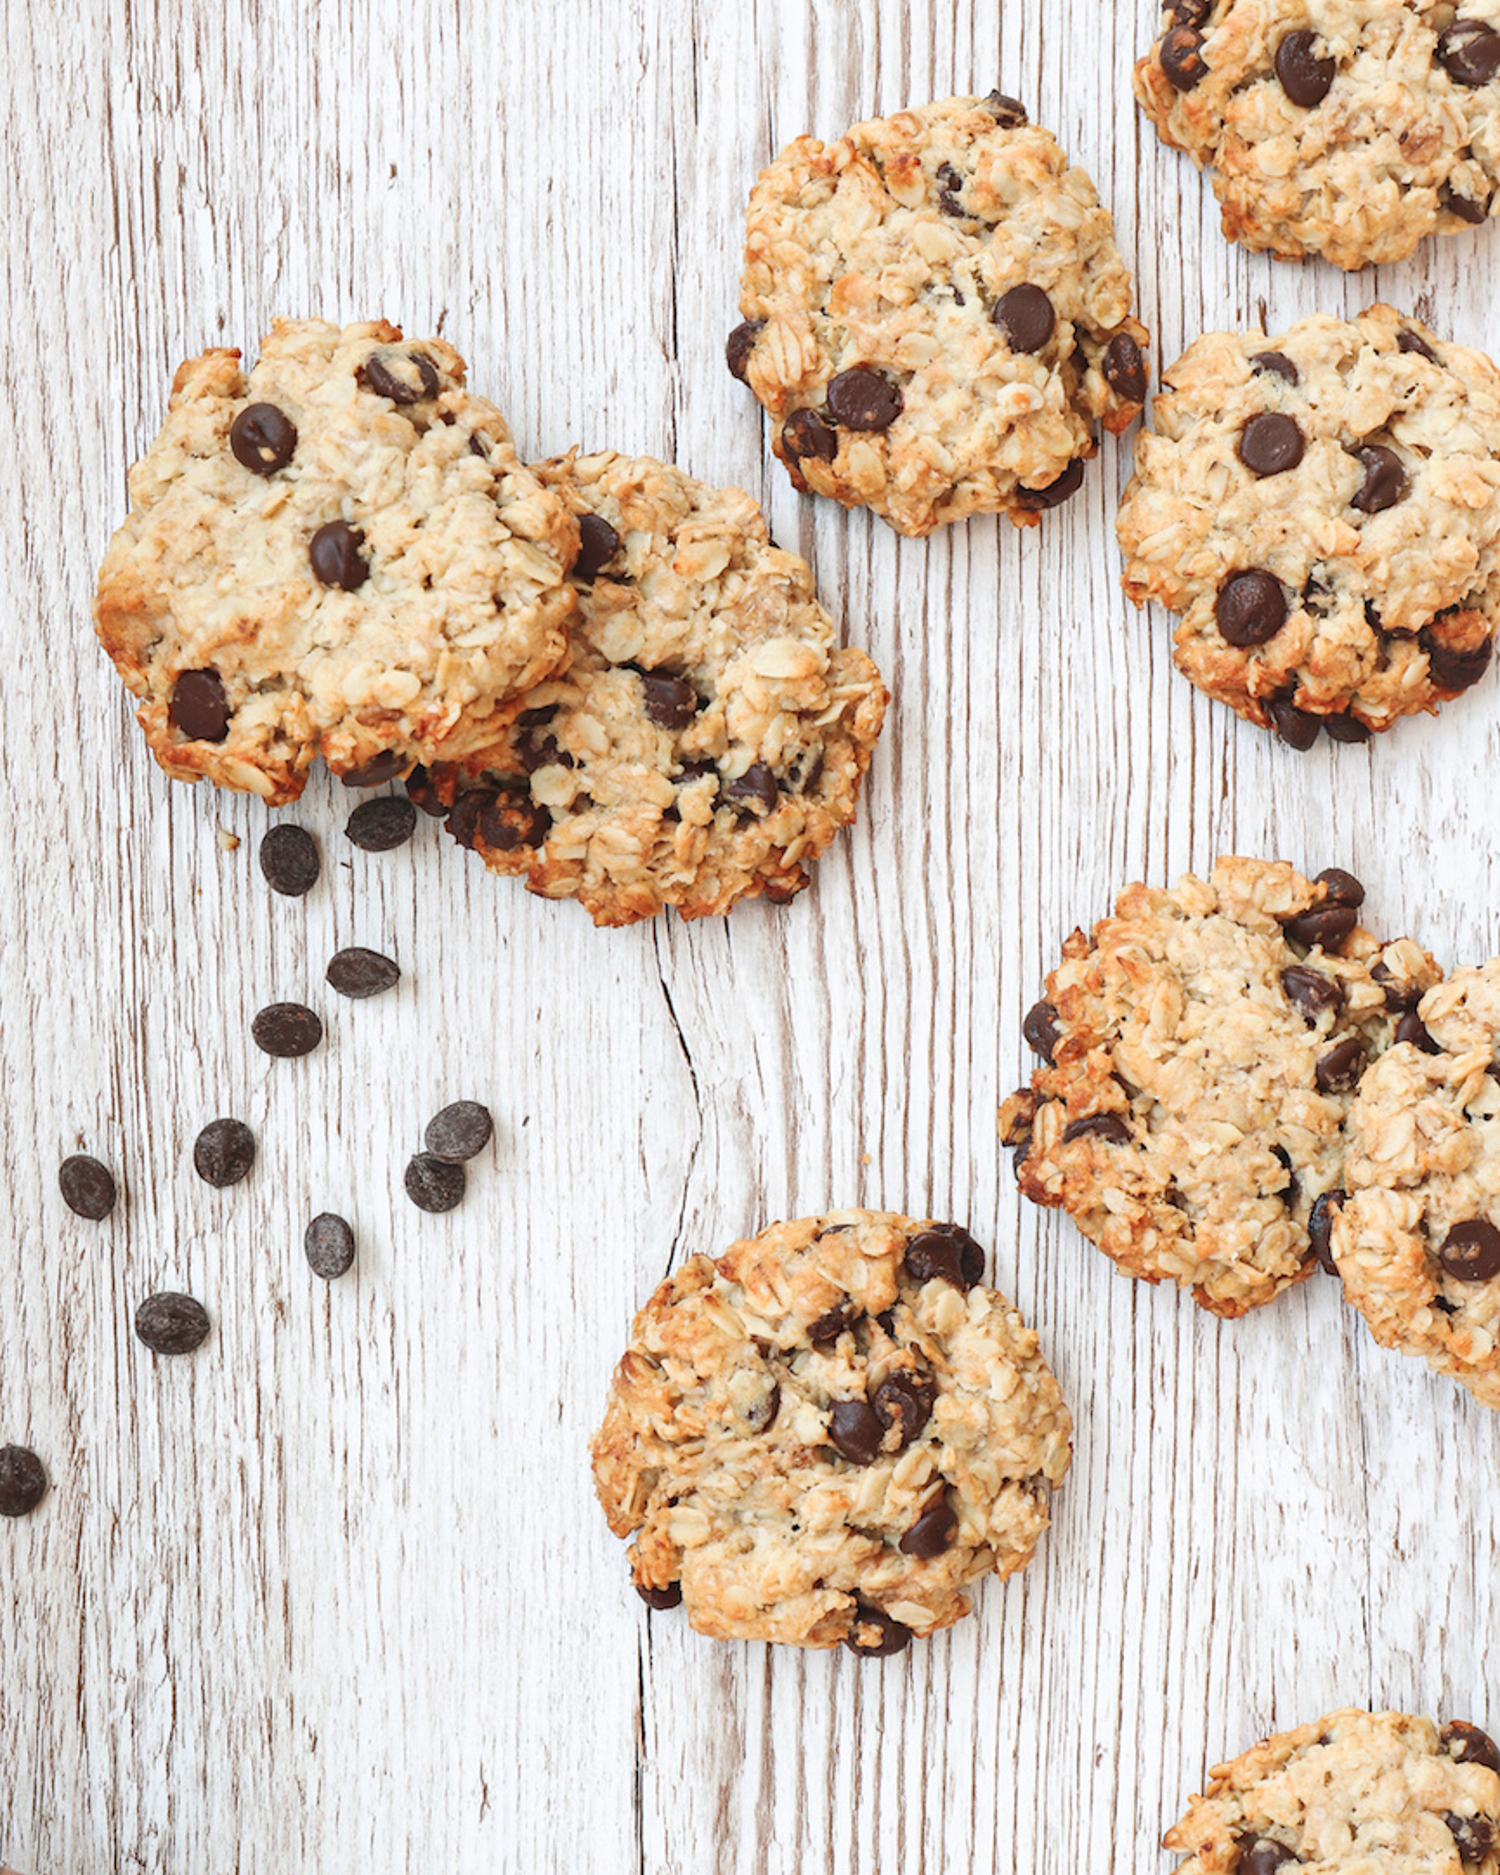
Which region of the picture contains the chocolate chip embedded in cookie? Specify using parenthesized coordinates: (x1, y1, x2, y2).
(1165, 1709, 1500, 1873)
(999, 858, 1442, 1316)
(1117, 307, 1500, 744)
(731, 92, 1149, 536)
(95, 318, 579, 805)
(590, 1210, 1072, 1649)
(1137, 0, 1500, 269)
(432, 451, 888, 926)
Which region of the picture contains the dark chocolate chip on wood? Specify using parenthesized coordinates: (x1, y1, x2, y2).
(135, 1292, 211, 1356)
(636, 1579, 683, 1611)
(1103, 331, 1148, 401)
(304, 1213, 356, 1280)
(725, 319, 765, 382)
(899, 1493, 958, 1558)
(340, 752, 405, 788)
(326, 947, 400, 999)
(905, 1223, 985, 1290)
(575, 512, 622, 581)
(1322, 712, 1372, 744)
(1215, 570, 1286, 646)
(59, 1154, 117, 1220)
(1443, 1722, 1500, 1774)
(404, 1153, 466, 1213)
(1438, 19, 1500, 85)
(425, 1100, 493, 1163)
(1023, 999, 1062, 1062)
(259, 825, 321, 896)
(1439, 1219, 1500, 1283)
(1267, 697, 1321, 749)
(843, 1604, 912, 1656)
(0, 1446, 48, 1518)
(1160, 24, 1208, 89)
(826, 367, 903, 431)
(983, 92, 1028, 125)
(193, 1118, 256, 1188)
(993, 284, 1056, 352)
(170, 669, 231, 742)
(1062, 1113, 1132, 1146)
(1275, 29, 1336, 104)
(346, 795, 418, 852)
(358, 348, 440, 403)
(229, 403, 298, 475)
(309, 520, 369, 590)
(1314, 867, 1364, 907)
(828, 1400, 884, 1465)
(251, 1003, 323, 1058)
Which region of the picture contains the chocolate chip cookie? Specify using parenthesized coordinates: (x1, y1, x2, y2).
(95, 319, 579, 804)
(1138, 1, 1500, 270)
(1165, 1708, 1500, 1872)
(430, 451, 887, 925)
(730, 91, 1149, 536)
(1116, 306, 1500, 746)
(1335, 958, 1500, 1410)
(1000, 858, 1441, 1316)
(591, 1210, 1073, 1651)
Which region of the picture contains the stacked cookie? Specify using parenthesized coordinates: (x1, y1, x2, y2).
(1001, 858, 1500, 1411)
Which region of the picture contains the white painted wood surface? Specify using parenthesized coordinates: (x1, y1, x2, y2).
(2, 0, 1498, 1868)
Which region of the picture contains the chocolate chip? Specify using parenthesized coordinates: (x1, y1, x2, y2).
(1275, 29, 1335, 105)
(826, 367, 904, 432)
(1398, 329, 1440, 363)
(1282, 966, 1343, 1020)
(1443, 1722, 1500, 1775)
(1444, 1813, 1496, 1864)
(1323, 712, 1372, 744)
(983, 92, 1028, 126)
(994, 284, 1056, 353)
(1445, 185, 1490, 223)
(404, 1152, 466, 1214)
(1395, 1009, 1441, 1054)
(1349, 444, 1407, 513)
(726, 762, 779, 815)
(636, 1579, 683, 1611)
(1063, 1113, 1132, 1146)
(726, 319, 765, 382)
(1103, 331, 1148, 402)
(905, 1223, 985, 1290)
(135, 1292, 211, 1356)
(1252, 351, 1300, 384)
(641, 672, 698, 731)
(326, 947, 400, 999)
(782, 408, 839, 462)
(936, 162, 966, 215)
(575, 512, 622, 581)
(1439, 19, 1500, 85)
(444, 789, 491, 849)
(1023, 999, 1062, 1062)
(1170, 0, 1211, 23)
(1271, 1144, 1300, 1208)
(1315, 868, 1365, 908)
(1238, 413, 1305, 477)
(809, 1303, 857, 1345)
(1424, 626, 1495, 694)
(59, 1154, 117, 1220)
(405, 766, 448, 817)
(310, 520, 369, 591)
(251, 1003, 323, 1058)
(359, 348, 440, 403)
(1439, 1218, 1500, 1282)
(1215, 570, 1286, 646)
(424, 1100, 493, 1163)
(741, 1382, 781, 1434)
(1315, 1037, 1365, 1093)
(899, 1492, 958, 1558)
(1308, 1189, 1345, 1274)
(1284, 904, 1359, 949)
(192, 1118, 255, 1188)
(843, 1605, 912, 1656)
(1017, 459, 1086, 509)
(229, 402, 297, 475)
(1268, 696, 1321, 749)
(1238, 1840, 1301, 1875)
(828, 1399, 884, 1465)
(1372, 960, 1422, 1011)
(477, 790, 551, 851)
(346, 795, 418, 852)
(1160, 24, 1208, 89)
(0, 1446, 47, 1518)
(304, 1213, 356, 1280)
(340, 752, 405, 788)
(873, 1373, 936, 1448)
(170, 669, 231, 742)
(259, 825, 320, 896)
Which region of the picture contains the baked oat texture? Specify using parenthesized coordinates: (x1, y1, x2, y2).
(999, 857, 1441, 1316)
(95, 318, 579, 804)
(1116, 305, 1500, 745)
(590, 1210, 1073, 1651)
(1136, 0, 1500, 271)
(1164, 1707, 1500, 1873)
(1336, 957, 1500, 1409)
(432, 451, 888, 926)
(730, 91, 1150, 537)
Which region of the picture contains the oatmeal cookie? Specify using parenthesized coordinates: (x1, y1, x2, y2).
(426, 451, 887, 926)
(1137, 0, 1500, 270)
(1000, 858, 1441, 1316)
(95, 318, 579, 804)
(1165, 1708, 1500, 1872)
(729, 91, 1149, 537)
(1335, 957, 1500, 1409)
(590, 1210, 1073, 1651)
(1117, 306, 1500, 745)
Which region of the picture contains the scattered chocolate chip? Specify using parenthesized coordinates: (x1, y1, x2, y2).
(828, 1399, 884, 1465)
(229, 402, 298, 475)
(359, 349, 440, 403)
(742, 1381, 781, 1433)
(251, 1003, 323, 1058)
(340, 752, 405, 788)
(258, 825, 320, 896)
(1023, 999, 1062, 1063)
(1017, 459, 1086, 509)
(575, 512, 622, 581)
(1444, 1813, 1496, 1864)
(1170, 0, 1211, 23)
(1160, 24, 1208, 89)
(135, 1292, 211, 1356)
(936, 162, 966, 215)
(304, 1212, 356, 1280)
(1398, 329, 1440, 363)
(476, 790, 551, 852)
(1238, 1840, 1301, 1875)
(405, 766, 449, 816)
(1349, 443, 1408, 513)
(636, 1579, 683, 1611)
(899, 1492, 958, 1558)
(726, 319, 765, 382)
(809, 1303, 857, 1345)
(843, 1605, 912, 1657)
(1285, 904, 1359, 950)
(1308, 1189, 1345, 1274)
(59, 1154, 117, 1220)
(192, 1118, 256, 1188)
(1275, 29, 1336, 105)
(1440, 1218, 1500, 1282)
(326, 947, 400, 999)
(170, 669, 232, 742)
(1323, 712, 1372, 744)
(641, 672, 698, 730)
(905, 1223, 985, 1290)
(1238, 412, 1305, 477)
(1103, 331, 1148, 402)
(0, 1446, 47, 1518)
(1372, 960, 1422, 1011)
(404, 1152, 466, 1214)
(826, 367, 904, 432)
(1439, 18, 1500, 85)
(1315, 868, 1365, 908)
(1252, 351, 1300, 385)
(1443, 1722, 1500, 1775)
(1271, 1144, 1300, 1208)
(983, 92, 1028, 126)
(1215, 569, 1287, 646)
(1444, 185, 1490, 223)
(1063, 1113, 1132, 1146)
(346, 795, 418, 852)
(873, 1373, 936, 1448)
(425, 1100, 493, 1163)
(782, 408, 839, 463)
(1424, 626, 1495, 694)
(1267, 696, 1321, 749)
(513, 710, 572, 774)
(310, 520, 369, 591)
(993, 284, 1056, 352)
(726, 762, 779, 816)
(1282, 966, 1343, 1020)
(1315, 1037, 1365, 1094)
(1395, 1009, 1441, 1054)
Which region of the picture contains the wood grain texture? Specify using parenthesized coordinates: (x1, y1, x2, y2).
(2, 0, 1498, 1869)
